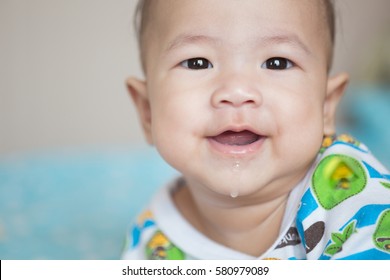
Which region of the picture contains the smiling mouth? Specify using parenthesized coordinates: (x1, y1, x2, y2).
(210, 130, 261, 146)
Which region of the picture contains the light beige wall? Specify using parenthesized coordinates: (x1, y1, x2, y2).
(0, 0, 143, 155)
(1, 0, 389, 156)
(332, 0, 390, 81)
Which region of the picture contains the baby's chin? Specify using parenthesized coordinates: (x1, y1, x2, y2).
(196, 173, 270, 201)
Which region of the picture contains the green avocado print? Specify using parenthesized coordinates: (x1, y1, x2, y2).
(312, 155, 367, 210)
(145, 231, 185, 260)
(373, 210, 390, 253)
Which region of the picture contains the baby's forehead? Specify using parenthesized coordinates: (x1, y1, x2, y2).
(141, 0, 330, 27)
(142, 0, 331, 42)
(137, 0, 334, 70)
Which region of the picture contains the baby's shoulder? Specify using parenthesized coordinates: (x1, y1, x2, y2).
(296, 134, 390, 259)
(123, 209, 186, 260)
(314, 134, 389, 204)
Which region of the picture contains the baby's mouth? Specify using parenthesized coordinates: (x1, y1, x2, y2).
(211, 130, 261, 146)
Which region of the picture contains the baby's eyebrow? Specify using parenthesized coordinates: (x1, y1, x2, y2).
(164, 32, 311, 56)
(164, 34, 222, 53)
(258, 34, 312, 56)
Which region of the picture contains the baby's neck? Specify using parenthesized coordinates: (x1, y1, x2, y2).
(173, 182, 289, 257)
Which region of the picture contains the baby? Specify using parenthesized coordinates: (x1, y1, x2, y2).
(122, 0, 390, 259)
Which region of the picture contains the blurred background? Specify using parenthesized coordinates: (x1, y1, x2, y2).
(0, 0, 389, 259)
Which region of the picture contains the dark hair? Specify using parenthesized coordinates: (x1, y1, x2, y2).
(134, 0, 151, 46)
(323, 0, 336, 47)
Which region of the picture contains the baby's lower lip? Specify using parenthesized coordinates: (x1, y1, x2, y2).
(207, 131, 265, 155)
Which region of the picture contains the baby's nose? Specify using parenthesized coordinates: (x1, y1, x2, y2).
(211, 76, 262, 109)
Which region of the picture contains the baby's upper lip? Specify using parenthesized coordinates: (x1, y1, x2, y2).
(208, 125, 263, 138)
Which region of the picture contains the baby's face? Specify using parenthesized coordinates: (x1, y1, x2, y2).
(132, 0, 345, 198)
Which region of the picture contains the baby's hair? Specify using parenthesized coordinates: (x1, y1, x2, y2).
(133, 0, 152, 45)
(133, 0, 335, 71)
(133, 0, 152, 71)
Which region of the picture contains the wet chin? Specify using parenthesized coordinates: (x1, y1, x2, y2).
(198, 169, 262, 198)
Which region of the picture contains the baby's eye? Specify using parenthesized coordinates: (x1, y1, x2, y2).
(180, 57, 213, 70)
(261, 57, 293, 70)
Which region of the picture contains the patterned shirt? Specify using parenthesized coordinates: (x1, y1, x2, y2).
(122, 135, 390, 260)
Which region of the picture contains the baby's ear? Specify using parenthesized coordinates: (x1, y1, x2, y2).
(126, 77, 153, 144)
(323, 73, 349, 136)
